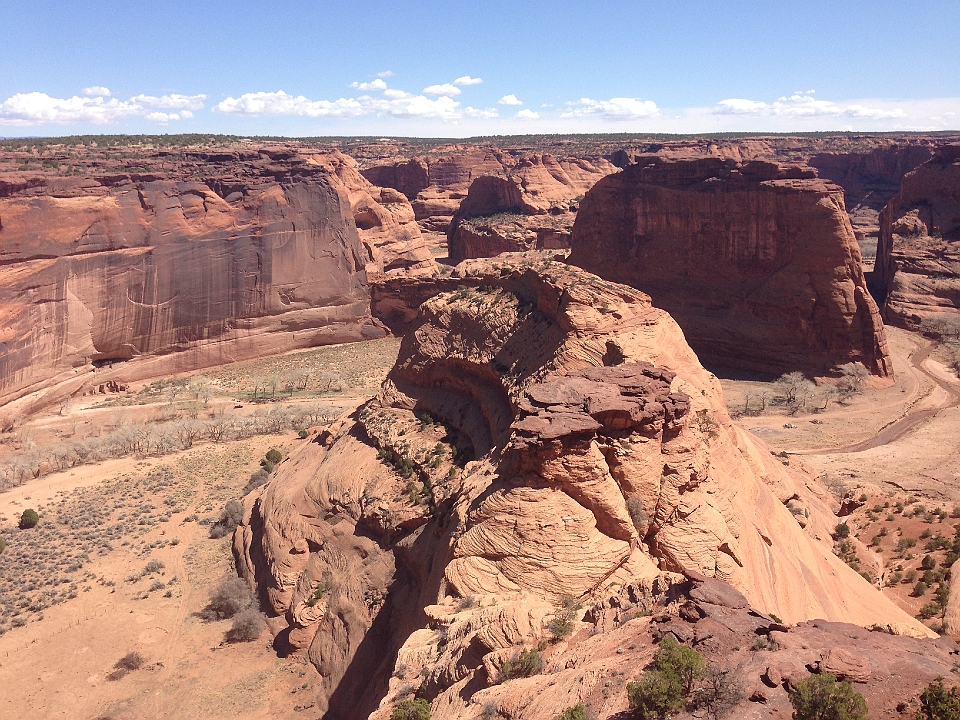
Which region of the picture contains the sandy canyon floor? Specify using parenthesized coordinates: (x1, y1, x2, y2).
(1, 327, 959, 718)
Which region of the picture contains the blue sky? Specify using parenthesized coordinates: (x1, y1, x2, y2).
(1, 0, 958, 137)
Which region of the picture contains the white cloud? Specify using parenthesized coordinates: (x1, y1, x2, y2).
(498, 94, 523, 106)
(0, 91, 205, 125)
(422, 83, 461, 97)
(714, 92, 904, 120)
(214, 89, 462, 120)
(464, 107, 499, 119)
(561, 97, 659, 120)
(453, 76, 483, 86)
(213, 91, 366, 118)
(82, 86, 111, 97)
(515, 109, 539, 120)
(376, 70, 395, 78)
(350, 79, 388, 91)
(384, 89, 414, 99)
(130, 93, 207, 110)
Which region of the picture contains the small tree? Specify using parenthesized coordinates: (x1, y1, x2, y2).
(655, 635, 708, 695)
(789, 673, 867, 720)
(501, 648, 543, 679)
(917, 677, 960, 720)
(392, 698, 431, 720)
(627, 671, 683, 720)
(200, 577, 253, 620)
(19, 508, 39, 529)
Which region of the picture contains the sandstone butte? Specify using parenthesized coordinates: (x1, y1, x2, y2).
(0, 146, 437, 422)
(876, 144, 960, 329)
(234, 254, 930, 720)
(361, 147, 618, 259)
(566, 155, 893, 379)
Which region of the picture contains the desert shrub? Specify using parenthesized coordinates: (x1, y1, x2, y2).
(692, 664, 742, 720)
(917, 677, 960, 720)
(260, 459, 275, 473)
(209, 499, 244, 538)
(391, 698, 431, 720)
(833, 523, 850, 540)
(143, 559, 164, 574)
(555, 705, 590, 720)
(265, 448, 282, 464)
(107, 651, 145, 680)
(626, 496, 649, 535)
(914, 581, 929, 597)
(116, 651, 145, 671)
(242, 469, 270, 495)
(788, 673, 867, 720)
(200, 577, 253, 620)
(924, 555, 938, 570)
(655, 635, 707, 695)
(0, 537, 5, 554)
(225, 608, 265, 642)
(19, 508, 39, 529)
(627, 671, 684, 719)
(501, 648, 543, 679)
(548, 593, 582, 641)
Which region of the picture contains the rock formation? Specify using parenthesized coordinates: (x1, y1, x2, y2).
(0, 145, 439, 417)
(809, 144, 935, 244)
(876, 144, 960, 329)
(361, 149, 616, 258)
(567, 156, 893, 378)
(235, 255, 928, 719)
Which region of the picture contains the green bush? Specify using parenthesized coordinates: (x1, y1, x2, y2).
(655, 635, 707, 694)
(627, 671, 683, 719)
(548, 593, 583, 641)
(555, 705, 590, 720)
(789, 673, 867, 720)
(833, 523, 850, 540)
(391, 698, 430, 720)
(917, 677, 960, 720)
(914, 581, 929, 597)
(19, 508, 39, 529)
(265, 448, 282, 464)
(502, 648, 543, 679)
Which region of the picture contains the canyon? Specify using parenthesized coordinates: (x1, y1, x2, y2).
(876, 143, 960, 329)
(236, 255, 930, 718)
(3, 132, 960, 720)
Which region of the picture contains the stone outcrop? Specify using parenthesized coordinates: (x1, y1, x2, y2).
(236, 255, 927, 719)
(809, 144, 935, 243)
(875, 144, 960, 329)
(361, 149, 616, 259)
(568, 156, 893, 378)
(0, 146, 434, 418)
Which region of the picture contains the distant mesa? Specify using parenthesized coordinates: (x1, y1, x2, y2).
(875, 144, 960, 330)
(567, 155, 893, 379)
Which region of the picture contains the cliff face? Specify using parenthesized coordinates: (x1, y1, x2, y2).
(568, 156, 893, 378)
(0, 163, 390, 416)
(235, 255, 927, 719)
(876, 144, 960, 328)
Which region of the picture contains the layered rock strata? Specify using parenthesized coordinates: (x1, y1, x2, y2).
(236, 255, 927, 719)
(876, 144, 960, 328)
(0, 146, 438, 416)
(568, 156, 893, 378)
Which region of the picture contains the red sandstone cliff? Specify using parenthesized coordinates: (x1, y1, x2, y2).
(235, 256, 927, 719)
(876, 144, 960, 329)
(567, 156, 893, 378)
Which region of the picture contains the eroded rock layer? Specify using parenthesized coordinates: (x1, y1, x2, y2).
(568, 156, 893, 378)
(236, 255, 927, 719)
(876, 144, 960, 328)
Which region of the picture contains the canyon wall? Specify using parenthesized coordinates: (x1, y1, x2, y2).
(236, 255, 927, 719)
(876, 144, 960, 329)
(567, 156, 892, 378)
